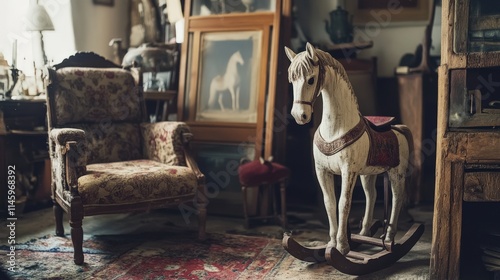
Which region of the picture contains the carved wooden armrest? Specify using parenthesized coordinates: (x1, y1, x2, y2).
(49, 129, 87, 194)
(182, 132, 205, 185)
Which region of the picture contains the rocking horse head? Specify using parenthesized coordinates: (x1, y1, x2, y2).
(285, 42, 357, 125)
(285, 43, 322, 125)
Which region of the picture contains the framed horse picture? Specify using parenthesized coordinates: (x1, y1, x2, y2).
(177, 11, 273, 148)
(195, 30, 262, 123)
(177, 0, 291, 216)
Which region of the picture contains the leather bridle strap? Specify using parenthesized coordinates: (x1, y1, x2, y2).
(294, 100, 314, 106)
(293, 59, 325, 110)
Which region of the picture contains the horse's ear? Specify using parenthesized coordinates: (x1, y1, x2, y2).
(284, 46, 296, 61)
(305, 42, 318, 63)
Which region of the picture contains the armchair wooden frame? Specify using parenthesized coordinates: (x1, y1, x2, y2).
(44, 52, 207, 265)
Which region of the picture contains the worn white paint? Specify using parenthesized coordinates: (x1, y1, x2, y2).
(285, 43, 411, 255)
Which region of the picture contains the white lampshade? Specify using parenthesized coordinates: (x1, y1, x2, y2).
(25, 4, 54, 31)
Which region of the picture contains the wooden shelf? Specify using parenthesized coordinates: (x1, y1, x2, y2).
(9, 130, 47, 136)
(143, 90, 177, 100)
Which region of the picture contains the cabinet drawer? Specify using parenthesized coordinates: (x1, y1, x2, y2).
(463, 171, 500, 201)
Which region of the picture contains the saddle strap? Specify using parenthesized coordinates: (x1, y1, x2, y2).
(313, 117, 366, 156)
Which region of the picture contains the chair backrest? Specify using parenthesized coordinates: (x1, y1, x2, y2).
(46, 52, 146, 164)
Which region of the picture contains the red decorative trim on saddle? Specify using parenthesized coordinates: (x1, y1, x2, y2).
(313, 116, 400, 168)
(365, 116, 395, 128)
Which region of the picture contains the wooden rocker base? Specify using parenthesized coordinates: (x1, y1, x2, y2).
(283, 223, 424, 275)
(282, 220, 382, 263)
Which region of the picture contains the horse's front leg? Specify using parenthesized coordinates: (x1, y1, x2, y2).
(235, 86, 240, 110)
(359, 174, 377, 236)
(228, 86, 236, 110)
(337, 171, 358, 255)
(218, 94, 225, 111)
(316, 167, 337, 249)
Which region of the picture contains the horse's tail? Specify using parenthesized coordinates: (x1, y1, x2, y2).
(393, 125, 415, 207)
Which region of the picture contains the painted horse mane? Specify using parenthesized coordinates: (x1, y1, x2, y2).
(287, 48, 354, 94)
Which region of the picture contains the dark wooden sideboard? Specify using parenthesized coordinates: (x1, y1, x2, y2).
(0, 98, 51, 216)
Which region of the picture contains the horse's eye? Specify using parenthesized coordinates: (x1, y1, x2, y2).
(307, 77, 314, 85)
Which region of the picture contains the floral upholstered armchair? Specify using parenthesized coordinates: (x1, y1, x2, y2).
(44, 52, 206, 265)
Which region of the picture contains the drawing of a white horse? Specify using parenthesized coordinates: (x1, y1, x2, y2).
(285, 43, 413, 255)
(208, 50, 244, 111)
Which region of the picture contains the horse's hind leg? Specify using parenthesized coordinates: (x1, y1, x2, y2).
(359, 174, 377, 236)
(316, 167, 338, 249)
(386, 169, 406, 242)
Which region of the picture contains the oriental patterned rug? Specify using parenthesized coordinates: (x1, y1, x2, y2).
(1, 231, 288, 280)
(0, 229, 431, 280)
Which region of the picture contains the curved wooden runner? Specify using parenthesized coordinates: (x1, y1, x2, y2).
(282, 220, 382, 263)
(325, 223, 425, 275)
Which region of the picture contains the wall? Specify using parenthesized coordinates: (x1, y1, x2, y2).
(43, 0, 76, 67)
(0, 0, 75, 75)
(295, 0, 441, 77)
(71, 0, 130, 62)
(0, 0, 128, 74)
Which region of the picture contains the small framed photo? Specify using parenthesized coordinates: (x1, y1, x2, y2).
(93, 0, 114, 6)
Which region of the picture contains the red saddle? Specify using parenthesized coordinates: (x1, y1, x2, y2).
(363, 116, 400, 168)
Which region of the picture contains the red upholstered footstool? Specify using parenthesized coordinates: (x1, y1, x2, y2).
(238, 158, 290, 229)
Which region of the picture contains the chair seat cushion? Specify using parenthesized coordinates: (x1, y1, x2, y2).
(238, 160, 290, 186)
(78, 159, 198, 205)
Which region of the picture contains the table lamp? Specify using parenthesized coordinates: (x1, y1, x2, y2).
(25, 1, 54, 68)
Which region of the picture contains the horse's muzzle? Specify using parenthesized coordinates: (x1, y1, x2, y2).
(291, 105, 312, 125)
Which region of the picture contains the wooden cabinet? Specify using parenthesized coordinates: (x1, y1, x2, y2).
(0, 99, 51, 216)
(397, 72, 438, 205)
(431, 0, 500, 279)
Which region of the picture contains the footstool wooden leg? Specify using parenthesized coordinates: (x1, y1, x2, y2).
(280, 180, 287, 228)
(241, 185, 250, 229)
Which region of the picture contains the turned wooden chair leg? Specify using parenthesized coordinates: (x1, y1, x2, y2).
(53, 200, 64, 237)
(70, 219, 84, 265)
(271, 184, 279, 225)
(69, 198, 84, 265)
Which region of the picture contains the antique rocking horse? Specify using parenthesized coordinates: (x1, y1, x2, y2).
(282, 43, 424, 275)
